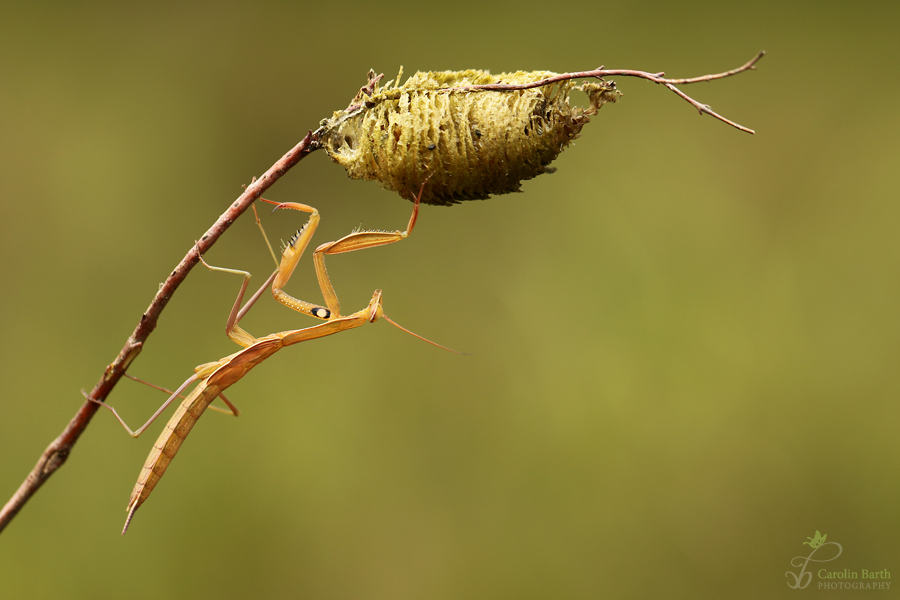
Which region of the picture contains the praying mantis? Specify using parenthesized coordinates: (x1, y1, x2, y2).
(91, 182, 453, 534)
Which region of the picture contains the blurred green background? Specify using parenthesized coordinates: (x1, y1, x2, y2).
(1, 1, 898, 598)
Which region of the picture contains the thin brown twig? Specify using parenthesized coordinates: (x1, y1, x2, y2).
(0, 128, 323, 534)
(441, 51, 766, 134)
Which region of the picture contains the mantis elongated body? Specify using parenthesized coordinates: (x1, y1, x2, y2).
(93, 185, 446, 533)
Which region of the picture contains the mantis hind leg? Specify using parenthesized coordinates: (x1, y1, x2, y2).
(123, 372, 240, 416)
(84, 373, 198, 438)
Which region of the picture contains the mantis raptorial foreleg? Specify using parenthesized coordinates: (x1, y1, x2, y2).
(268, 179, 427, 319)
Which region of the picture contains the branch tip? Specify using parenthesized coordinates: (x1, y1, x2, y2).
(441, 51, 764, 134)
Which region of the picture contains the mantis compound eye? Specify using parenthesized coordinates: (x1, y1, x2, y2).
(368, 294, 384, 323)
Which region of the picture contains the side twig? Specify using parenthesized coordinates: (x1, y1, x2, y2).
(441, 51, 766, 134)
(0, 129, 323, 534)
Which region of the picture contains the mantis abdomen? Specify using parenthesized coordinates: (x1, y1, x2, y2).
(125, 380, 221, 530)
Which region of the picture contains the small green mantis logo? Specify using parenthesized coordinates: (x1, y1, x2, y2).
(803, 531, 827, 549)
